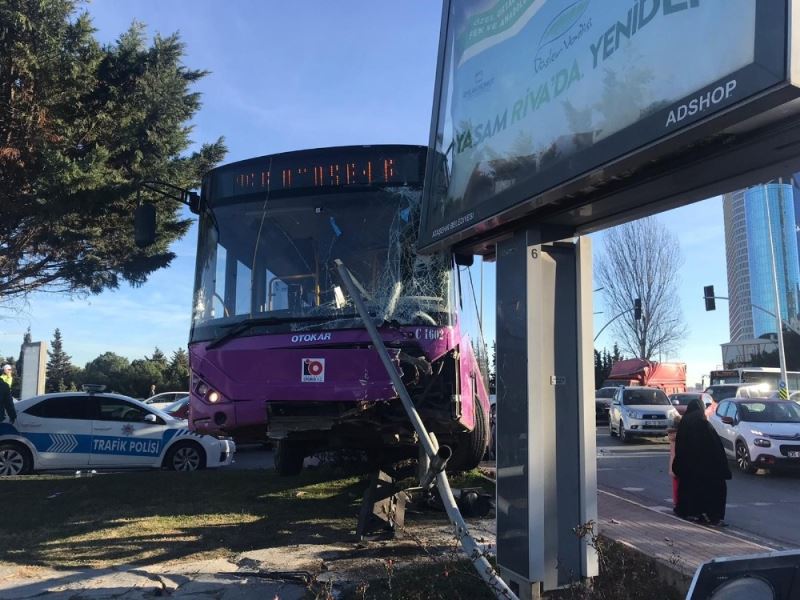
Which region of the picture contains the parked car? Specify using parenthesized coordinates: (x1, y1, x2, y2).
(144, 391, 190, 410)
(164, 396, 190, 420)
(791, 391, 800, 403)
(594, 387, 619, 421)
(0, 390, 234, 476)
(708, 398, 800, 474)
(609, 387, 680, 443)
(669, 392, 713, 415)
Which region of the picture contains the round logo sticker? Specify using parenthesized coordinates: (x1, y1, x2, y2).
(308, 360, 323, 376)
(302, 358, 326, 382)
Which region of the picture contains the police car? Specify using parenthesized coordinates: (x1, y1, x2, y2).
(0, 387, 235, 476)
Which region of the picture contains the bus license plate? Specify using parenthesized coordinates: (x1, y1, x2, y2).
(789, 451, 800, 458)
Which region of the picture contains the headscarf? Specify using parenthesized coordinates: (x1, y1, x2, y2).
(684, 397, 704, 416)
(672, 398, 731, 481)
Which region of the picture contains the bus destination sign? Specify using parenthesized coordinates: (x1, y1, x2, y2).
(209, 145, 426, 200)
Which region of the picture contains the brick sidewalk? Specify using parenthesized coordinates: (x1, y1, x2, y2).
(598, 488, 773, 578)
(479, 464, 774, 585)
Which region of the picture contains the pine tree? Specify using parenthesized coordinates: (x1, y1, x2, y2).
(46, 328, 73, 392)
(611, 343, 624, 364)
(0, 0, 226, 305)
(164, 348, 190, 390)
(148, 347, 168, 368)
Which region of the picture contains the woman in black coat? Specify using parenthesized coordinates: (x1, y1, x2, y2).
(672, 398, 731, 524)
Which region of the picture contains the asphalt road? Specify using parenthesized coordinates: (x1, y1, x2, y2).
(596, 427, 800, 550)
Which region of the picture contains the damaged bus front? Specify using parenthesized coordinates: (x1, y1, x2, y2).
(188, 145, 490, 474)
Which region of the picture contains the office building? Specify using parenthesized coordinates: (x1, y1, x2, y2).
(722, 181, 800, 343)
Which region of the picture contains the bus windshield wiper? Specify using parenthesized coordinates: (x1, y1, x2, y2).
(206, 314, 359, 350)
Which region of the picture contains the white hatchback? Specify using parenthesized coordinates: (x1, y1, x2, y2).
(709, 398, 800, 474)
(0, 391, 235, 476)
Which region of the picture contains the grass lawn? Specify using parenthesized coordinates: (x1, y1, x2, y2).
(0, 467, 492, 570)
(0, 468, 683, 600)
(0, 468, 369, 569)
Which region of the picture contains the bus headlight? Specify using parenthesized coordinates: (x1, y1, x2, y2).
(208, 391, 220, 403)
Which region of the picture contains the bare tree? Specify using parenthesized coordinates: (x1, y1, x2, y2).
(595, 218, 688, 360)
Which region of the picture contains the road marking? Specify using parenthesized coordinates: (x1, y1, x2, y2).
(622, 487, 645, 492)
(645, 505, 673, 513)
(753, 502, 773, 507)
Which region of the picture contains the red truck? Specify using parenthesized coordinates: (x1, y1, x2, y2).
(603, 359, 687, 394)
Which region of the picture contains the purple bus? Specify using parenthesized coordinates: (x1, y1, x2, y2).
(187, 145, 490, 474)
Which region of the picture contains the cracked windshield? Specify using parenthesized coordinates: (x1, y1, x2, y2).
(191, 186, 453, 341)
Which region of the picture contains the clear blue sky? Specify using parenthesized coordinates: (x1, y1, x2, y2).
(0, 1, 730, 386)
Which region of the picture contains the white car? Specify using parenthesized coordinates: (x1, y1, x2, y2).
(709, 398, 800, 474)
(144, 391, 190, 410)
(609, 387, 679, 443)
(0, 391, 235, 476)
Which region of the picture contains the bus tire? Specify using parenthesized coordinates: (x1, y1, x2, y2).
(275, 440, 305, 476)
(448, 396, 488, 472)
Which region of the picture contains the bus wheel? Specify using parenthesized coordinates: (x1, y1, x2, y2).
(275, 440, 305, 476)
(448, 397, 488, 472)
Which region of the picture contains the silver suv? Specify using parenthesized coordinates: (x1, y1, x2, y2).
(609, 387, 680, 443)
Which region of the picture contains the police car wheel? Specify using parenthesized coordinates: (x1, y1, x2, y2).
(0, 442, 32, 476)
(164, 442, 206, 471)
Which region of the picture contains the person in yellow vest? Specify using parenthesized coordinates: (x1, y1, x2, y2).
(1, 364, 12, 388)
(0, 365, 15, 423)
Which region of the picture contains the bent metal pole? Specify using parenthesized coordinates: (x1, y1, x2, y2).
(334, 259, 517, 600)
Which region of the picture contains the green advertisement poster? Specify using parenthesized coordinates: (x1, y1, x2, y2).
(424, 0, 765, 245)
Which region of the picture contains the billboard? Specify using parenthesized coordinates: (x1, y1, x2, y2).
(419, 0, 795, 252)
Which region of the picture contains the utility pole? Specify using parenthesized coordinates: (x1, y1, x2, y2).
(764, 186, 789, 396)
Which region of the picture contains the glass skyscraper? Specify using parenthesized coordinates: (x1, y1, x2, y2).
(723, 181, 800, 341)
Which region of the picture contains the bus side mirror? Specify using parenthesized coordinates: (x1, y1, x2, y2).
(134, 203, 157, 248)
(454, 252, 474, 267)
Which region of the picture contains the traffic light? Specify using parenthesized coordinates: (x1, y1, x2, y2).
(633, 298, 642, 321)
(704, 285, 716, 311)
